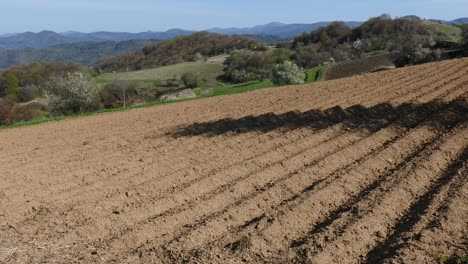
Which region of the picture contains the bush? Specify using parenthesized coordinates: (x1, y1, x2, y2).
(0, 99, 14, 125)
(99, 80, 138, 108)
(181, 72, 205, 88)
(16, 85, 39, 102)
(46, 72, 97, 115)
(11, 103, 50, 123)
(272, 61, 306, 86)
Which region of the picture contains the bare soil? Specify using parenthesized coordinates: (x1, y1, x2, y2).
(0, 58, 467, 263)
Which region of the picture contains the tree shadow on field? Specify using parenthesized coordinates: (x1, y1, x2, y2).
(170, 98, 467, 138)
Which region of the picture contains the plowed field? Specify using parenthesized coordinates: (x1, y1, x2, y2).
(0, 58, 467, 263)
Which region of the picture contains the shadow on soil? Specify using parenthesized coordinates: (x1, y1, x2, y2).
(171, 98, 467, 138)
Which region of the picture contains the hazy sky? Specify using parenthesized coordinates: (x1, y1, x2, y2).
(0, 0, 467, 33)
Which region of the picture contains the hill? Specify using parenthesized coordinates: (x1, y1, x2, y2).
(96, 55, 227, 87)
(0, 58, 467, 263)
(0, 39, 160, 69)
(208, 21, 363, 39)
(423, 20, 463, 42)
(93, 32, 267, 73)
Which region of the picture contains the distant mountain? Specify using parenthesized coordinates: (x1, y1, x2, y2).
(428, 17, 468, 25)
(0, 39, 160, 69)
(0, 29, 193, 49)
(0, 30, 76, 49)
(207, 21, 363, 38)
(0, 33, 16, 38)
(448, 17, 468, 24)
(64, 29, 194, 42)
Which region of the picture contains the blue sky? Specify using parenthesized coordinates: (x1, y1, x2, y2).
(0, 0, 467, 33)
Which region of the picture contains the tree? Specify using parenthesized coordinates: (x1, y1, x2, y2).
(459, 24, 468, 46)
(271, 61, 306, 86)
(272, 48, 293, 64)
(46, 72, 96, 115)
(0, 76, 7, 98)
(353, 39, 364, 58)
(294, 44, 330, 68)
(5, 73, 21, 97)
(16, 85, 37, 102)
(394, 35, 436, 66)
(223, 50, 273, 83)
(192, 52, 204, 61)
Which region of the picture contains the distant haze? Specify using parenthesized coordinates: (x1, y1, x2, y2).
(0, 0, 467, 33)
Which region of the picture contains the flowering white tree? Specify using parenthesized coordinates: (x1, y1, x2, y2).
(46, 72, 96, 115)
(271, 61, 306, 86)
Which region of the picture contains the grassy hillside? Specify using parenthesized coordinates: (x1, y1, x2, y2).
(95, 55, 227, 87)
(93, 32, 267, 73)
(424, 20, 462, 43)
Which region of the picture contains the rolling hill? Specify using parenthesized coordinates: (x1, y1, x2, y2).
(96, 55, 227, 88)
(92, 32, 266, 73)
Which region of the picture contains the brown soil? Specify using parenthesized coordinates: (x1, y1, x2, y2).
(0, 58, 467, 264)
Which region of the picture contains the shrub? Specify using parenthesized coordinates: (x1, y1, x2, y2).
(46, 72, 97, 115)
(0, 99, 15, 125)
(272, 61, 306, 85)
(11, 103, 50, 123)
(181, 72, 205, 88)
(99, 80, 138, 108)
(16, 85, 39, 102)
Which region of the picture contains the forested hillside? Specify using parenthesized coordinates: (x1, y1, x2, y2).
(0, 39, 160, 69)
(93, 32, 267, 73)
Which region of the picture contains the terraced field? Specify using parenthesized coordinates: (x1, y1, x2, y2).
(0, 58, 467, 263)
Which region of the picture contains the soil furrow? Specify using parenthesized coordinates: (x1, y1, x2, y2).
(306, 125, 467, 264)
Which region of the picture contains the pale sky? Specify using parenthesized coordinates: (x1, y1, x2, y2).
(0, 0, 466, 33)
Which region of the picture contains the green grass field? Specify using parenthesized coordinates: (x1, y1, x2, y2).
(424, 21, 462, 43)
(95, 55, 227, 88)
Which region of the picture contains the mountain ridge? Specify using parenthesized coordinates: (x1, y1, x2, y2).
(1, 17, 466, 49)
